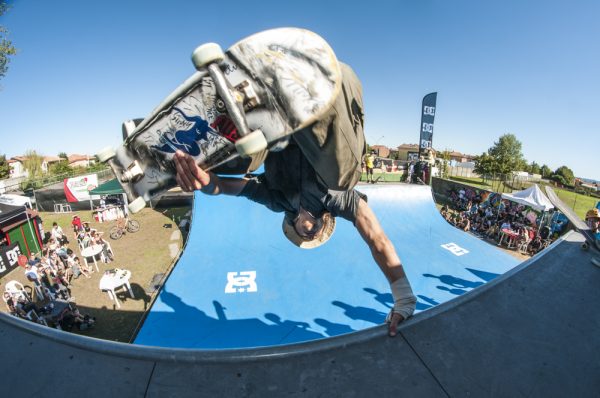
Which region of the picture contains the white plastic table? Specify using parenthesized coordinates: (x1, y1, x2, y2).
(99, 269, 134, 308)
(80, 244, 103, 272)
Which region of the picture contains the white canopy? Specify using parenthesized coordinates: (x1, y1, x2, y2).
(501, 184, 554, 212)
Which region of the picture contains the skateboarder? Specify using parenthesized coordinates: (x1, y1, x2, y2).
(174, 64, 416, 336)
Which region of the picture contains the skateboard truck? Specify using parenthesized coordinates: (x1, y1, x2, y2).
(235, 80, 260, 111)
(191, 43, 267, 157)
(215, 81, 259, 114)
(121, 160, 144, 183)
(97, 146, 142, 185)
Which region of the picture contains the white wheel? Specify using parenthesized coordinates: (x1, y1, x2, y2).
(235, 130, 268, 157)
(191, 43, 224, 69)
(97, 147, 116, 163)
(128, 197, 147, 214)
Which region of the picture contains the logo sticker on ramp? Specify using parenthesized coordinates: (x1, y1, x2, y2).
(441, 243, 469, 256)
(225, 271, 257, 293)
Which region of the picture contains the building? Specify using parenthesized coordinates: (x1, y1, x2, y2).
(395, 144, 437, 162)
(7, 154, 95, 178)
(7, 157, 27, 178)
(370, 145, 391, 158)
(41, 156, 61, 173)
(68, 154, 94, 168)
(443, 150, 475, 163)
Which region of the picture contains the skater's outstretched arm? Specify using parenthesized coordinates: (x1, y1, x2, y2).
(354, 198, 416, 336)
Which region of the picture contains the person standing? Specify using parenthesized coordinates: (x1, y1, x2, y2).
(364, 150, 376, 183)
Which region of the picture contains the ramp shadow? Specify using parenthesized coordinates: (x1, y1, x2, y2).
(140, 288, 329, 348)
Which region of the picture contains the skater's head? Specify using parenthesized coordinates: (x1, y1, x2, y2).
(282, 207, 336, 249)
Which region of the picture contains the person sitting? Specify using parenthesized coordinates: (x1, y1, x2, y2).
(51, 222, 69, 245)
(516, 227, 531, 253)
(461, 215, 471, 232)
(528, 235, 543, 255)
(91, 231, 113, 263)
(27, 252, 40, 266)
(585, 208, 600, 242)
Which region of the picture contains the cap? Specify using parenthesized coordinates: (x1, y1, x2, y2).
(586, 208, 600, 220)
(282, 214, 336, 249)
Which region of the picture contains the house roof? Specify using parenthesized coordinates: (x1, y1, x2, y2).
(68, 154, 90, 163)
(43, 156, 61, 163)
(396, 144, 419, 150)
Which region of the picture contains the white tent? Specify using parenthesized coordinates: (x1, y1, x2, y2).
(501, 184, 554, 212)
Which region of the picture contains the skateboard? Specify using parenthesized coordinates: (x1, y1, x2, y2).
(545, 186, 600, 265)
(97, 28, 341, 213)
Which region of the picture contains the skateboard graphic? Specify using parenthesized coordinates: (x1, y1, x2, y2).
(545, 186, 600, 266)
(98, 28, 341, 213)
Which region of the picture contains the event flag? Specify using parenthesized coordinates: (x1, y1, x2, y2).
(418, 92, 437, 156)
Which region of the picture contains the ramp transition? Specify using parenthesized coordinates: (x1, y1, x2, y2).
(135, 184, 518, 348)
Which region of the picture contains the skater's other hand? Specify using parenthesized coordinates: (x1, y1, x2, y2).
(174, 150, 212, 192)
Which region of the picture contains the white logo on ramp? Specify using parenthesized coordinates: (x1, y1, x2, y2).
(225, 271, 257, 293)
(441, 243, 469, 256)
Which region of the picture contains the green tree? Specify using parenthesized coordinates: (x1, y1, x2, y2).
(49, 160, 72, 176)
(439, 149, 451, 179)
(58, 152, 68, 160)
(552, 165, 575, 187)
(487, 133, 525, 175)
(23, 150, 43, 179)
(0, 154, 9, 179)
(540, 164, 552, 179)
(0, 1, 17, 81)
(529, 161, 541, 175)
(473, 152, 496, 183)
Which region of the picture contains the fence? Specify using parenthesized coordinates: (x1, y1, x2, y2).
(15, 167, 112, 191)
(0, 177, 25, 194)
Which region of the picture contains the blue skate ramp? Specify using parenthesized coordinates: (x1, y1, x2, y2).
(134, 184, 518, 349)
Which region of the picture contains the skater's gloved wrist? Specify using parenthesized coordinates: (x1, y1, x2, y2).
(390, 276, 416, 320)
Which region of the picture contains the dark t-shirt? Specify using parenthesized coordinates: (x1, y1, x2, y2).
(238, 141, 365, 224)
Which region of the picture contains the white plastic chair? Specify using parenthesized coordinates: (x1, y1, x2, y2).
(4, 280, 29, 302)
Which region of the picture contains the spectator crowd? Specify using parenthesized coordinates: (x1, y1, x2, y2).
(1, 214, 115, 331)
(441, 187, 566, 256)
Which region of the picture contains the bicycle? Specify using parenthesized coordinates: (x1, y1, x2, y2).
(109, 216, 140, 240)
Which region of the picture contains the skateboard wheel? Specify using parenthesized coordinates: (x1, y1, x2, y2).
(235, 129, 268, 157)
(128, 197, 147, 214)
(582, 242, 589, 251)
(191, 43, 224, 69)
(97, 147, 116, 163)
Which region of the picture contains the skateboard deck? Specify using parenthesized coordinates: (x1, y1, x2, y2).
(98, 28, 341, 212)
(545, 186, 600, 255)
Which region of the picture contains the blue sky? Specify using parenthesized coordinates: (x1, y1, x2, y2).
(0, 0, 598, 180)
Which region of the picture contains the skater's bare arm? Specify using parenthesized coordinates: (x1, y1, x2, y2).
(174, 150, 247, 196)
(354, 198, 416, 336)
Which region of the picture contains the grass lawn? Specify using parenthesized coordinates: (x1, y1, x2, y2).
(448, 176, 513, 192)
(0, 205, 191, 342)
(552, 187, 598, 220)
(360, 172, 404, 183)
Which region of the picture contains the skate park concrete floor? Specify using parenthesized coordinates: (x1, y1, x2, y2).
(1, 184, 599, 397)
